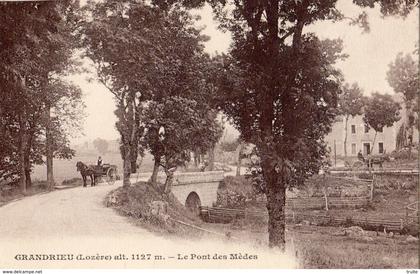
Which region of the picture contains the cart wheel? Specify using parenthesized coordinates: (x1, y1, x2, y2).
(107, 168, 116, 185)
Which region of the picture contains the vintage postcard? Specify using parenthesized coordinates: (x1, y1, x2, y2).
(0, 0, 418, 271)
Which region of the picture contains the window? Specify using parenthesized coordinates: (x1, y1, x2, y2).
(378, 127, 383, 133)
(351, 144, 356, 155)
(364, 125, 369, 133)
(351, 125, 356, 134)
(378, 142, 384, 154)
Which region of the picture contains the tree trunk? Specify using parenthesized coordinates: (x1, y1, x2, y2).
(24, 130, 33, 189)
(343, 115, 349, 157)
(122, 144, 131, 188)
(46, 106, 54, 189)
(24, 152, 31, 189)
(264, 164, 286, 251)
(150, 155, 161, 185)
(371, 131, 377, 155)
(263, 0, 285, 250)
(236, 143, 244, 176)
(130, 156, 137, 173)
(19, 145, 27, 195)
(407, 108, 414, 160)
(18, 117, 27, 195)
(130, 130, 138, 173)
(121, 94, 138, 188)
(208, 145, 215, 171)
(193, 151, 200, 167)
(163, 166, 176, 194)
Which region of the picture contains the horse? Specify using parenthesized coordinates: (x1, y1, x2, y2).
(365, 154, 391, 168)
(76, 161, 97, 187)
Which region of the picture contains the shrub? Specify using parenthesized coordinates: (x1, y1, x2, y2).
(390, 149, 418, 160)
(216, 176, 257, 208)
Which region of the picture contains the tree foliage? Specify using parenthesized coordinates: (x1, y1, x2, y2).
(363, 92, 401, 153)
(339, 83, 365, 156)
(339, 83, 365, 117)
(363, 93, 401, 133)
(387, 53, 419, 107)
(387, 51, 419, 148)
(0, 1, 84, 190)
(82, 0, 222, 189)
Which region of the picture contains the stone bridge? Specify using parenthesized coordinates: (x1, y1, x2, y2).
(137, 171, 224, 214)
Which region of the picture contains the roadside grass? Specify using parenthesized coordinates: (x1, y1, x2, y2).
(0, 180, 49, 206)
(291, 226, 418, 268)
(205, 221, 419, 268)
(0, 177, 84, 207)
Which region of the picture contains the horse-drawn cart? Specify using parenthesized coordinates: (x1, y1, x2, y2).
(76, 161, 118, 186)
(346, 154, 389, 170)
(93, 164, 118, 185)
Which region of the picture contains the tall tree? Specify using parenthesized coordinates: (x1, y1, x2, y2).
(82, 0, 153, 187)
(387, 52, 419, 149)
(363, 92, 401, 154)
(0, 1, 83, 191)
(143, 98, 222, 192)
(339, 83, 365, 157)
(82, 1, 222, 188)
(196, 0, 418, 249)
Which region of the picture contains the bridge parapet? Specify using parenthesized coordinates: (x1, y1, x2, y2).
(134, 171, 224, 185)
(172, 171, 224, 185)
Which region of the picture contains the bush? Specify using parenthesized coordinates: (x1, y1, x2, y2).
(390, 149, 418, 160)
(216, 176, 257, 208)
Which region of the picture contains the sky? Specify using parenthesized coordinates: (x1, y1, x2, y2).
(69, 1, 419, 144)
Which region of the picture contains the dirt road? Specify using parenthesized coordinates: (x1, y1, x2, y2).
(0, 181, 295, 268)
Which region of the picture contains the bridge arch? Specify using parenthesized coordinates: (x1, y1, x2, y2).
(185, 191, 201, 215)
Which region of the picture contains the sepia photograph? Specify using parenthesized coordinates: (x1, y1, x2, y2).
(0, 0, 419, 271)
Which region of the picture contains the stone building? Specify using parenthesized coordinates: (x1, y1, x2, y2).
(325, 92, 420, 158)
(325, 106, 418, 157)
(325, 115, 397, 157)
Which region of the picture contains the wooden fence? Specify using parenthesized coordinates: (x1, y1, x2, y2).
(199, 206, 418, 233)
(253, 196, 371, 211)
(330, 168, 419, 175)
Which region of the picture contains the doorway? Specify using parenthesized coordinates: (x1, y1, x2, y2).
(363, 143, 371, 155)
